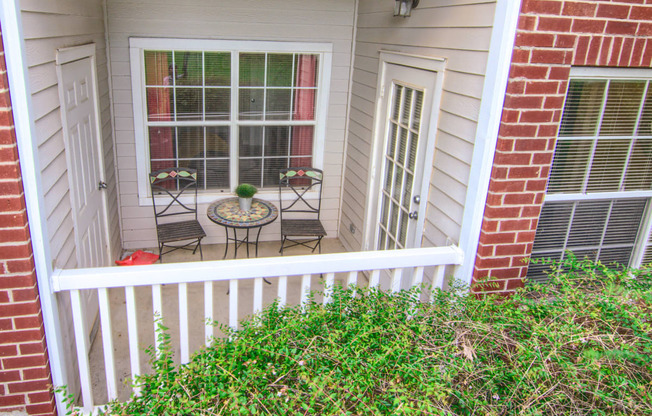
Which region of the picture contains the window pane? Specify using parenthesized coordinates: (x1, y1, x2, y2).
(265, 126, 290, 157)
(174, 51, 202, 86)
(547, 139, 592, 193)
(144, 51, 172, 86)
(240, 53, 265, 87)
(624, 138, 652, 190)
(290, 126, 313, 158)
(263, 158, 288, 187)
(175, 88, 203, 121)
(603, 199, 647, 245)
(531, 202, 573, 252)
(586, 138, 630, 192)
(239, 126, 263, 157)
(146, 88, 174, 122)
(205, 88, 230, 120)
(176, 126, 203, 159)
(599, 81, 645, 136)
(637, 83, 652, 136)
(205, 52, 230, 86)
(239, 88, 263, 120)
(205, 159, 229, 189)
(267, 54, 293, 87)
(567, 200, 610, 247)
(559, 80, 605, 136)
(293, 54, 317, 121)
(266, 89, 292, 120)
(206, 126, 230, 158)
(149, 126, 176, 162)
(239, 159, 262, 187)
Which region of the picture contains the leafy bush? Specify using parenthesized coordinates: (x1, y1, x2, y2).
(235, 183, 257, 198)
(103, 257, 651, 415)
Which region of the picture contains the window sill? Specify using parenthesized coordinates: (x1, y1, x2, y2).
(139, 189, 319, 207)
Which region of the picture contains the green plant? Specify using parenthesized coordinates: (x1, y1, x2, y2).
(102, 258, 652, 415)
(235, 183, 257, 198)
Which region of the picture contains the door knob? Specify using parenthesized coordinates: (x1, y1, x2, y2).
(413, 195, 420, 204)
(98, 181, 107, 190)
(408, 211, 418, 220)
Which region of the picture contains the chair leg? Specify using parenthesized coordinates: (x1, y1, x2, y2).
(198, 239, 203, 261)
(158, 243, 164, 263)
(279, 236, 286, 255)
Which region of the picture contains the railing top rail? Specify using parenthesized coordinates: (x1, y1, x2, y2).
(52, 246, 464, 292)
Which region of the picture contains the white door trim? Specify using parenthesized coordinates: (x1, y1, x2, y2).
(55, 43, 112, 267)
(362, 51, 445, 251)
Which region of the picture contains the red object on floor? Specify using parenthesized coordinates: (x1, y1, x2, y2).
(115, 250, 160, 266)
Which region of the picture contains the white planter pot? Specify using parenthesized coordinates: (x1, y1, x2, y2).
(239, 197, 252, 211)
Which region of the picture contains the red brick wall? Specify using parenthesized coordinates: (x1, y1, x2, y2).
(0, 29, 57, 416)
(472, 0, 652, 293)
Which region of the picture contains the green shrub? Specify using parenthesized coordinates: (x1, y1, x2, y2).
(235, 183, 257, 198)
(103, 257, 652, 415)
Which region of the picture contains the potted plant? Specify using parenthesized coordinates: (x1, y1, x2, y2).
(235, 183, 257, 211)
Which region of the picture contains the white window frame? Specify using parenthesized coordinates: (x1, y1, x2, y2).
(129, 38, 332, 205)
(535, 67, 652, 271)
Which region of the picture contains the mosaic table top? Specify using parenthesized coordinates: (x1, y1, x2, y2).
(207, 197, 278, 228)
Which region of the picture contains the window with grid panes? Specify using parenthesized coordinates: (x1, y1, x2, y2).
(130, 39, 330, 197)
(528, 69, 652, 282)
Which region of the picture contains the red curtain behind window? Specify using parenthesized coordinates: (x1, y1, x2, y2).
(146, 52, 174, 172)
(291, 55, 316, 168)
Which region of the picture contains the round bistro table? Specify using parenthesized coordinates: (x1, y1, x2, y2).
(207, 197, 278, 259)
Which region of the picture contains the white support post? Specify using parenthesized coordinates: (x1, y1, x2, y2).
(152, 284, 163, 355)
(125, 286, 141, 391)
(70, 290, 94, 412)
(347, 271, 357, 297)
(411, 266, 425, 288)
(323, 272, 335, 304)
(432, 265, 446, 290)
(178, 283, 189, 364)
(229, 279, 238, 330)
(391, 269, 402, 293)
(253, 277, 263, 315)
(98, 288, 117, 401)
(300, 274, 311, 311)
(204, 281, 213, 346)
(369, 269, 380, 288)
(277, 275, 287, 309)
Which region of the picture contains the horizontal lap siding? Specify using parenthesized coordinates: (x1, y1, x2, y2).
(20, 0, 121, 267)
(340, 0, 496, 251)
(108, 0, 355, 249)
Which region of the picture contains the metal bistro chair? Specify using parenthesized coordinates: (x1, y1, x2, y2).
(150, 167, 206, 262)
(278, 167, 326, 255)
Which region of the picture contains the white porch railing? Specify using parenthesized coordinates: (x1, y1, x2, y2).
(51, 245, 464, 413)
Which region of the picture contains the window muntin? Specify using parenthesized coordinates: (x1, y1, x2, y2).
(135, 41, 325, 194)
(529, 73, 652, 282)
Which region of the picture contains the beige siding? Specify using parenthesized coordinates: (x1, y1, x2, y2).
(340, 0, 496, 251)
(21, 0, 121, 266)
(107, 0, 356, 249)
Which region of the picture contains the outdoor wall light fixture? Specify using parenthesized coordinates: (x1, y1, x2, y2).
(394, 0, 419, 17)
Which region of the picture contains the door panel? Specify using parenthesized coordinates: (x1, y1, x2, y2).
(60, 57, 110, 268)
(375, 64, 437, 250)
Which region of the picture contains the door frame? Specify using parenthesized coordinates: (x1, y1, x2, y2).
(362, 51, 445, 251)
(55, 43, 112, 267)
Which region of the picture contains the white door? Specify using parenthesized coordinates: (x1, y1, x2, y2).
(59, 55, 110, 268)
(373, 63, 439, 250)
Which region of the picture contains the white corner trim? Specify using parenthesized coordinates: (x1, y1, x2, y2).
(0, 2, 68, 415)
(56, 43, 96, 65)
(455, 0, 522, 286)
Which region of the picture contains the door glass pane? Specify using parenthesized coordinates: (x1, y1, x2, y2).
(392, 85, 403, 121)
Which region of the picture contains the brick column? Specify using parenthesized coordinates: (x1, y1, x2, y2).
(472, 0, 652, 294)
(0, 28, 57, 416)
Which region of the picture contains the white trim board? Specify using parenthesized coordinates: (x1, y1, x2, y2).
(0, 3, 68, 415)
(455, 0, 522, 286)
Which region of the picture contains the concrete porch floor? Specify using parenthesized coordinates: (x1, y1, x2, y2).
(87, 238, 357, 403)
